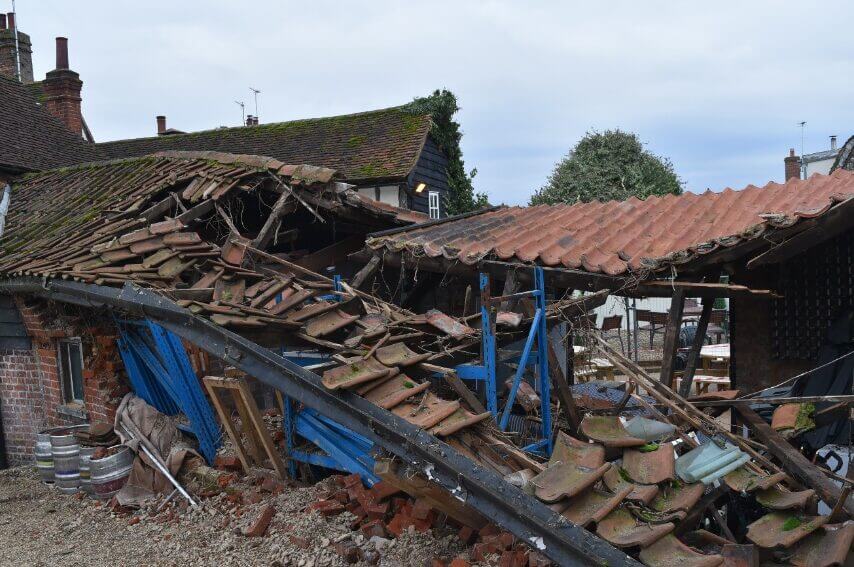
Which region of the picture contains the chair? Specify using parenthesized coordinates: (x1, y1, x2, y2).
(707, 310, 727, 343)
(600, 315, 624, 353)
(645, 311, 669, 348)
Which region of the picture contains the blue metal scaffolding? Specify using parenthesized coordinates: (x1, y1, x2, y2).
(453, 267, 552, 456)
(277, 276, 379, 484)
(116, 319, 221, 463)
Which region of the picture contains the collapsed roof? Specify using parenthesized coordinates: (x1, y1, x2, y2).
(97, 107, 434, 184)
(1, 150, 852, 564)
(367, 170, 854, 277)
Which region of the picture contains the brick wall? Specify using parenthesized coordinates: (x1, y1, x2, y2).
(0, 295, 128, 465)
(0, 349, 45, 464)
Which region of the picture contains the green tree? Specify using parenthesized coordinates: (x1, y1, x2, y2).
(404, 90, 489, 215)
(530, 130, 682, 205)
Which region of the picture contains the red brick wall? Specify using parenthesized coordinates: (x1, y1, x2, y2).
(0, 295, 128, 465)
(0, 349, 45, 464)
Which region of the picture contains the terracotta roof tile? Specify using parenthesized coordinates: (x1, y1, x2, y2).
(368, 170, 854, 276)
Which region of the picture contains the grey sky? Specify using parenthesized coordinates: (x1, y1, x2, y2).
(18, 0, 854, 205)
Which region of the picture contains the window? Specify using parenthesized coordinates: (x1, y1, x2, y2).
(428, 191, 440, 219)
(58, 339, 84, 404)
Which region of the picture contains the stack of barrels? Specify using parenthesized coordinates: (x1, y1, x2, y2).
(33, 425, 132, 499)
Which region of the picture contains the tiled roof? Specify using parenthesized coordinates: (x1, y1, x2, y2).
(367, 170, 854, 276)
(0, 75, 105, 172)
(97, 107, 433, 184)
(0, 151, 421, 268)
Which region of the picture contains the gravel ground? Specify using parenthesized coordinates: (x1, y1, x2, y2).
(0, 466, 467, 567)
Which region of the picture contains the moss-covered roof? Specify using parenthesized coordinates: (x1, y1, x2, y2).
(0, 75, 105, 172)
(97, 107, 433, 184)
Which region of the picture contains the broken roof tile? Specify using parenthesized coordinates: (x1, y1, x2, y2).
(303, 309, 359, 337)
(745, 512, 829, 549)
(596, 507, 674, 548)
(321, 357, 394, 390)
(391, 392, 460, 429)
(425, 309, 476, 339)
(789, 522, 854, 567)
(430, 408, 492, 437)
(638, 534, 724, 567)
(650, 481, 705, 516)
(361, 374, 431, 409)
(561, 485, 632, 527)
(580, 415, 646, 447)
(603, 467, 659, 504)
(724, 469, 788, 493)
(550, 432, 606, 469)
(374, 342, 431, 367)
(754, 487, 816, 510)
(531, 462, 611, 503)
(623, 446, 676, 485)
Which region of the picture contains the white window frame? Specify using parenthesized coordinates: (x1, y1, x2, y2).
(57, 338, 85, 405)
(428, 191, 440, 219)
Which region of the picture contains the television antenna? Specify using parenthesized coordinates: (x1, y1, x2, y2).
(249, 87, 261, 121)
(235, 100, 245, 125)
(798, 121, 806, 178)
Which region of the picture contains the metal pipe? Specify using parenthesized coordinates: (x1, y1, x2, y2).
(139, 442, 198, 508)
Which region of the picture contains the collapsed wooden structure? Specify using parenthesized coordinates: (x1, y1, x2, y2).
(1, 153, 852, 565)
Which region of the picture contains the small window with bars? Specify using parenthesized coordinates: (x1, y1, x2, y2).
(58, 338, 84, 404)
(428, 191, 440, 219)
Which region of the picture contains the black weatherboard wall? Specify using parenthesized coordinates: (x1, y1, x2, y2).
(408, 136, 449, 216)
(0, 295, 28, 351)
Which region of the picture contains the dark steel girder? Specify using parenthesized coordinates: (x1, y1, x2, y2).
(0, 277, 638, 566)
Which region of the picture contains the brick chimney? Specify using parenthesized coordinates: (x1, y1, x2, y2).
(0, 12, 34, 83)
(43, 37, 83, 137)
(784, 148, 801, 181)
(156, 115, 167, 135)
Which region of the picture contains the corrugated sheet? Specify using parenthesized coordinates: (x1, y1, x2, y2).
(367, 170, 854, 275)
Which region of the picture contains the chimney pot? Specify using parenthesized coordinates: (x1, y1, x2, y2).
(7, 12, 14, 31)
(156, 115, 167, 135)
(0, 14, 7, 30)
(831, 135, 838, 151)
(246, 114, 254, 127)
(55, 37, 69, 70)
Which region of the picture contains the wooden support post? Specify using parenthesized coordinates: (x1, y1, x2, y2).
(659, 288, 686, 388)
(735, 404, 854, 518)
(462, 284, 473, 316)
(250, 192, 296, 252)
(203, 375, 288, 480)
(350, 255, 380, 290)
(678, 298, 713, 398)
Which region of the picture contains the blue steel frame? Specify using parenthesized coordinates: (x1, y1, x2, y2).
(116, 319, 221, 463)
(278, 275, 380, 484)
(453, 267, 552, 456)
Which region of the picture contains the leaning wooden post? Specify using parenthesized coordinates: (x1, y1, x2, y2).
(659, 288, 686, 388)
(678, 298, 713, 398)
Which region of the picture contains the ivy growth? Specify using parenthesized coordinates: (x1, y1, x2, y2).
(403, 90, 489, 215)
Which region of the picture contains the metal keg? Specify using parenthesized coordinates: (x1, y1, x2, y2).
(89, 446, 133, 500)
(78, 446, 97, 496)
(50, 429, 81, 494)
(34, 429, 56, 484)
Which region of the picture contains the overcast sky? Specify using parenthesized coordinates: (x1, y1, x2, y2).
(17, 1, 854, 205)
